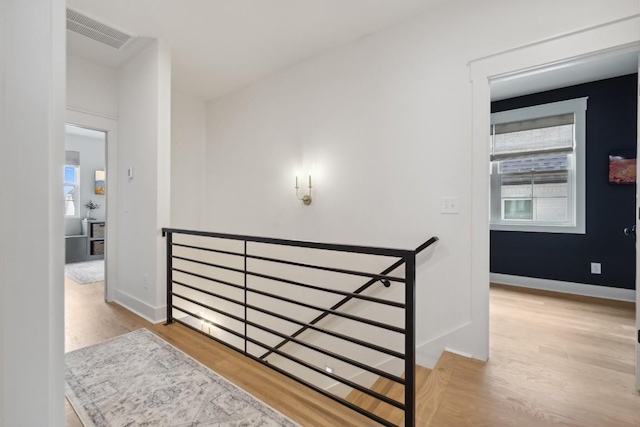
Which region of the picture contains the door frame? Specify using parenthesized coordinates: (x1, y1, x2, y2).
(66, 109, 118, 302)
(636, 52, 640, 391)
(468, 14, 640, 362)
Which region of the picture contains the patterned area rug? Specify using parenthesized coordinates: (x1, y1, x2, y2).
(65, 260, 105, 284)
(65, 329, 300, 427)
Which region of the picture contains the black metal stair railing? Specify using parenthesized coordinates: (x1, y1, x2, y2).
(162, 228, 438, 427)
(259, 236, 439, 362)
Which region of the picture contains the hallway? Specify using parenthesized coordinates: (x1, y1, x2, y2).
(65, 279, 638, 426)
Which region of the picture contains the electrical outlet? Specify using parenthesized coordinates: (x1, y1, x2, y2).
(590, 262, 601, 274)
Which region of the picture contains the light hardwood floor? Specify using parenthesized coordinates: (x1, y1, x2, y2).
(65, 278, 639, 426)
(428, 284, 639, 427)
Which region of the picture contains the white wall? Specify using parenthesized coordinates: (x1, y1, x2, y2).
(65, 132, 106, 235)
(203, 0, 640, 367)
(67, 55, 118, 119)
(116, 39, 171, 322)
(171, 90, 206, 229)
(0, 0, 66, 425)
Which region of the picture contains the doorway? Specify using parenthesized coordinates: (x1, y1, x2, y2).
(64, 125, 107, 298)
(485, 55, 638, 415)
(65, 109, 118, 302)
(469, 15, 640, 388)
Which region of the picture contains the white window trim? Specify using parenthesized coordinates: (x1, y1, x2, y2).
(490, 97, 587, 234)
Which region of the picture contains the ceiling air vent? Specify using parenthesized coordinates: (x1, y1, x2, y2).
(66, 8, 133, 50)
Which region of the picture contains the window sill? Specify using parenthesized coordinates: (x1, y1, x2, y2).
(490, 222, 585, 234)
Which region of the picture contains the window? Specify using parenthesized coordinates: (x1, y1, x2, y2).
(490, 97, 587, 233)
(64, 165, 80, 217)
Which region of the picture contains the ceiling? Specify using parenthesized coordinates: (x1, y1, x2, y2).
(67, 2, 638, 103)
(66, 124, 106, 140)
(67, 0, 443, 101)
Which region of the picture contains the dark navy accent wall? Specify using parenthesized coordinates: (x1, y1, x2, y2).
(490, 74, 638, 290)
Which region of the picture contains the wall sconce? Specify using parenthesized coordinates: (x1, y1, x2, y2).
(295, 173, 313, 205)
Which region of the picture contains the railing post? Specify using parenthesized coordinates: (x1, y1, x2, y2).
(165, 231, 173, 325)
(244, 240, 248, 355)
(405, 252, 416, 427)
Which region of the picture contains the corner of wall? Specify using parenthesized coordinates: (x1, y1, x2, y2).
(416, 321, 475, 368)
(113, 289, 166, 324)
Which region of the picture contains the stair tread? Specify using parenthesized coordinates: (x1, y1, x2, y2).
(345, 365, 432, 425)
(415, 351, 459, 426)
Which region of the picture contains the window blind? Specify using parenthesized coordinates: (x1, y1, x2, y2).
(500, 153, 568, 174)
(66, 150, 80, 166)
(491, 113, 574, 161)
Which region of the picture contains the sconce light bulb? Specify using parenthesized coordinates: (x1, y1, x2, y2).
(294, 169, 312, 205)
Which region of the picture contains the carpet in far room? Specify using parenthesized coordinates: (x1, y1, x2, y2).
(65, 260, 105, 284)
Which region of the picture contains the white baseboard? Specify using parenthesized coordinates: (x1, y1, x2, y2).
(444, 347, 473, 359)
(490, 273, 636, 302)
(415, 322, 475, 368)
(113, 289, 167, 324)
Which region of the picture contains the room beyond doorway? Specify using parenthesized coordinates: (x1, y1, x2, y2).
(485, 47, 639, 394)
(65, 109, 118, 302)
(64, 121, 109, 301)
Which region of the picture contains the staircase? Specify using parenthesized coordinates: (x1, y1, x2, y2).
(346, 351, 459, 426)
(162, 228, 440, 426)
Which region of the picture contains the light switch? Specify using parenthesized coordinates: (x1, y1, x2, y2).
(442, 197, 460, 214)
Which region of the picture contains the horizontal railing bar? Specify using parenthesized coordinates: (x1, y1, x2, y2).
(244, 301, 404, 360)
(174, 256, 405, 307)
(243, 332, 406, 412)
(246, 253, 405, 283)
(172, 268, 245, 291)
(172, 280, 243, 307)
(173, 255, 405, 291)
(243, 316, 405, 385)
(247, 266, 405, 285)
(173, 255, 245, 275)
(172, 242, 244, 257)
(246, 270, 406, 307)
(173, 241, 405, 283)
(247, 286, 405, 334)
(169, 320, 396, 427)
(163, 227, 414, 258)
(173, 293, 245, 325)
(172, 305, 245, 341)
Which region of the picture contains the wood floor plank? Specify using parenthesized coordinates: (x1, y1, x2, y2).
(345, 367, 431, 426)
(415, 351, 457, 426)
